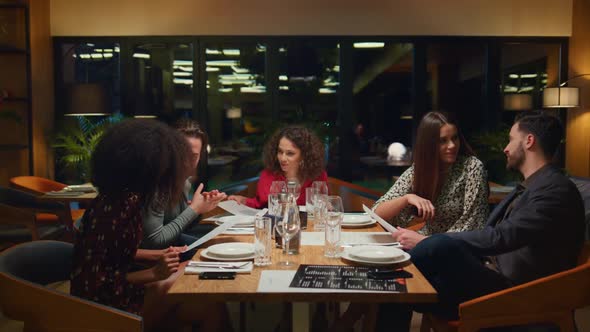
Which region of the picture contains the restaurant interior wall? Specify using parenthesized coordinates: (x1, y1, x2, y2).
(49, 0, 572, 37)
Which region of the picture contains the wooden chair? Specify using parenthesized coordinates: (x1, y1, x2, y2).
(0, 187, 66, 243)
(9, 176, 86, 230)
(327, 177, 383, 212)
(0, 240, 143, 332)
(420, 242, 590, 332)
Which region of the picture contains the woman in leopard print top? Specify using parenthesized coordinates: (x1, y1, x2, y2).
(373, 112, 488, 249)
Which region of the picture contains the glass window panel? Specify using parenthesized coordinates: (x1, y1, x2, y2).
(205, 42, 266, 187)
(350, 41, 413, 189)
(427, 43, 486, 138)
(60, 42, 121, 115)
(130, 42, 193, 120)
(276, 41, 339, 173)
(501, 43, 560, 116)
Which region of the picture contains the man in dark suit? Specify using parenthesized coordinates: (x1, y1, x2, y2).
(407, 111, 586, 320)
(372, 111, 585, 332)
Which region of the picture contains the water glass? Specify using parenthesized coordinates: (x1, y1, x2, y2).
(274, 199, 301, 266)
(305, 187, 317, 219)
(254, 216, 272, 266)
(287, 180, 302, 201)
(324, 196, 344, 257)
(270, 181, 287, 195)
(313, 181, 329, 196)
(314, 194, 328, 231)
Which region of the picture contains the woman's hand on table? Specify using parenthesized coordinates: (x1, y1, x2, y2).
(152, 247, 180, 280)
(190, 183, 227, 214)
(392, 227, 427, 250)
(404, 194, 435, 221)
(227, 194, 247, 205)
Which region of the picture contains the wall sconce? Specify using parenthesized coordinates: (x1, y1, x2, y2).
(65, 83, 110, 116)
(543, 74, 590, 108)
(504, 93, 532, 111)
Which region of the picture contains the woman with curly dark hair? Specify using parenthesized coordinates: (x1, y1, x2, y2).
(228, 125, 327, 208)
(71, 119, 226, 331)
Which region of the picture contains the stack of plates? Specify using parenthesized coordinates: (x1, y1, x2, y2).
(214, 215, 255, 227)
(341, 214, 376, 228)
(200, 242, 256, 261)
(342, 245, 410, 266)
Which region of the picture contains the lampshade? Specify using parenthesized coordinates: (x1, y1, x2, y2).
(503, 94, 532, 111)
(65, 83, 110, 116)
(226, 107, 242, 119)
(542, 87, 580, 108)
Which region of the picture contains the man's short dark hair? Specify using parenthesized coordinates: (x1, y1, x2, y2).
(515, 110, 563, 159)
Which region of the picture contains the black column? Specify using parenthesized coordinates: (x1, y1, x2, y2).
(483, 41, 502, 131)
(412, 42, 427, 146)
(337, 41, 354, 181)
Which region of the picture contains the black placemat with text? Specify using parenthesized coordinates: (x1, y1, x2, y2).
(289, 265, 407, 292)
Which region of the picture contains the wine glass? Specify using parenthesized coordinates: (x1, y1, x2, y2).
(274, 199, 301, 266)
(287, 180, 302, 203)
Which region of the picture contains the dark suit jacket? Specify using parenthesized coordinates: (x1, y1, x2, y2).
(448, 165, 585, 286)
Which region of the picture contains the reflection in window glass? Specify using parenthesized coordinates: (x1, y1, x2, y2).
(205, 43, 266, 186)
(427, 43, 486, 138)
(277, 41, 339, 173)
(130, 43, 193, 120)
(501, 43, 559, 115)
(61, 42, 121, 115)
(350, 42, 414, 185)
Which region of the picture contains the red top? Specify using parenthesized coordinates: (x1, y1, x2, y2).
(245, 169, 328, 208)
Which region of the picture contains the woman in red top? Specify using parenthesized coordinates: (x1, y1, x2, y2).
(229, 126, 327, 208)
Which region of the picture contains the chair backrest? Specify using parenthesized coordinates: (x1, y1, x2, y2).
(570, 176, 590, 240)
(219, 176, 259, 197)
(9, 176, 67, 195)
(0, 241, 142, 332)
(0, 187, 67, 242)
(327, 177, 383, 212)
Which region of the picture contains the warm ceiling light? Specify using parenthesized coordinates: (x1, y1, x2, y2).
(353, 42, 385, 48)
(206, 60, 239, 67)
(223, 49, 240, 56)
(206, 67, 220, 72)
(132, 53, 150, 59)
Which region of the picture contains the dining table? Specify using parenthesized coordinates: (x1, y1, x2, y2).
(168, 212, 437, 332)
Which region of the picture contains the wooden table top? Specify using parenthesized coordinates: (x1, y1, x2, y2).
(168, 219, 437, 304)
(37, 192, 97, 203)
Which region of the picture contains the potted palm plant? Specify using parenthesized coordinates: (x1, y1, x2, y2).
(53, 114, 124, 183)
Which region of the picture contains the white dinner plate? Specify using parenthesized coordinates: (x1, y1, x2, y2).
(348, 245, 405, 262)
(342, 214, 372, 224)
(214, 215, 255, 227)
(341, 220, 376, 228)
(200, 249, 256, 261)
(206, 242, 255, 258)
(341, 249, 411, 266)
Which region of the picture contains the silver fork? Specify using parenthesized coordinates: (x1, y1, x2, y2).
(190, 262, 250, 269)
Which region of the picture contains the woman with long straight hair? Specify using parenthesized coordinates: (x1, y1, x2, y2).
(373, 111, 488, 250)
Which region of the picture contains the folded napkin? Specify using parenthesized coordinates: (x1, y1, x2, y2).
(185, 261, 253, 274)
(222, 228, 255, 235)
(45, 190, 86, 196)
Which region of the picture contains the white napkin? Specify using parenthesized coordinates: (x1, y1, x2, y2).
(185, 261, 253, 274)
(222, 228, 255, 235)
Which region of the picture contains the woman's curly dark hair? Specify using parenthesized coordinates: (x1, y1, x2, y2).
(262, 126, 325, 181)
(91, 119, 192, 212)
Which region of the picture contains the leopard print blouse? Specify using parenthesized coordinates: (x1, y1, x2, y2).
(373, 155, 488, 235)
